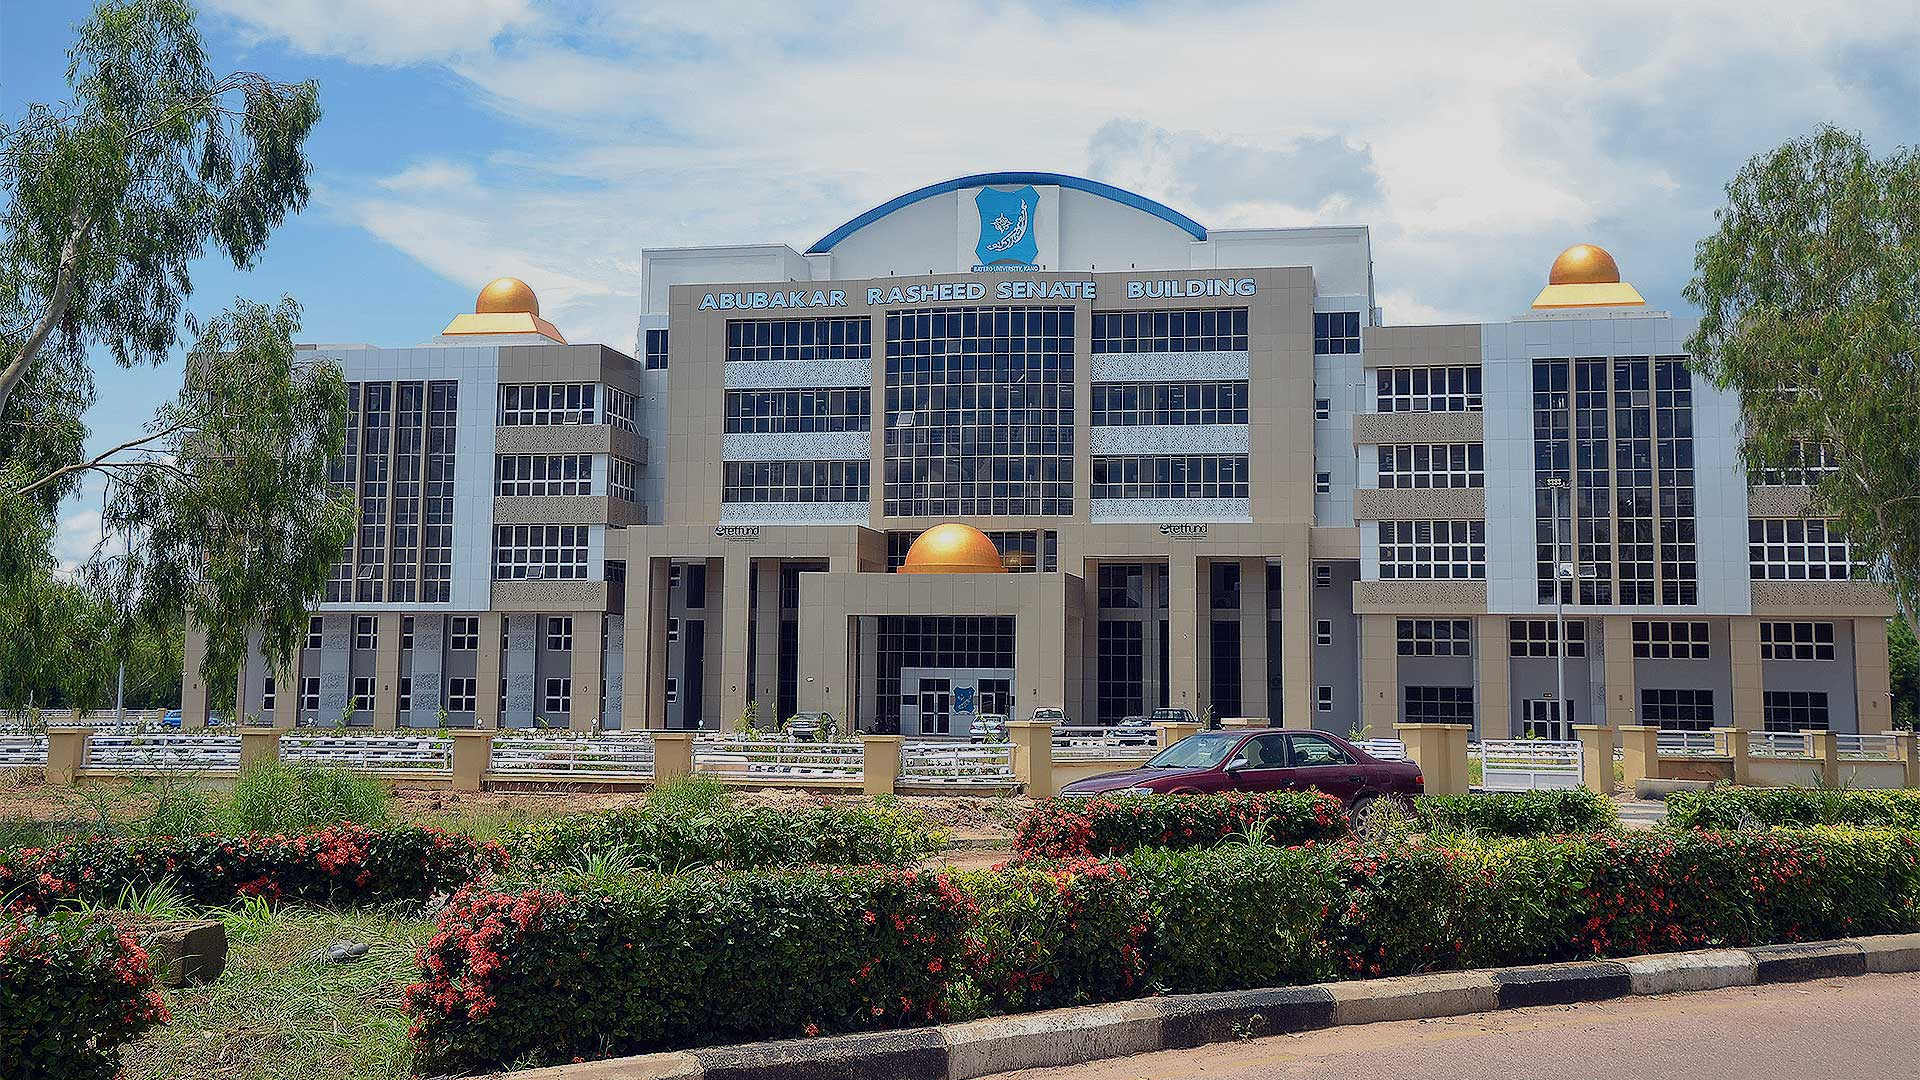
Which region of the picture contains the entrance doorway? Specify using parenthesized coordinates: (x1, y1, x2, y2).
(1522, 699, 1571, 740)
(918, 679, 951, 736)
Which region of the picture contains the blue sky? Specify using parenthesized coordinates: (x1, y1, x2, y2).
(4, 0, 1917, 569)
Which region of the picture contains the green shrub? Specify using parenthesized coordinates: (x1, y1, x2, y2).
(640, 773, 731, 818)
(1014, 792, 1348, 859)
(1413, 789, 1619, 837)
(222, 760, 393, 834)
(406, 868, 972, 1074)
(0, 912, 169, 1080)
(1665, 787, 1920, 830)
(956, 858, 1147, 1013)
(137, 777, 220, 837)
(1126, 845, 1336, 991)
(508, 801, 943, 874)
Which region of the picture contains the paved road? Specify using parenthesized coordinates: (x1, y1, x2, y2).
(986, 972, 1920, 1080)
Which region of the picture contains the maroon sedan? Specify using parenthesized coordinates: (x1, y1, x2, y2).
(1058, 728, 1423, 807)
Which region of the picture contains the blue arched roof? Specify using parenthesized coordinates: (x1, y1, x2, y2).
(805, 171, 1208, 255)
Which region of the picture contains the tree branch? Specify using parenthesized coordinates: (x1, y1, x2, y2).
(0, 210, 92, 413)
(11, 419, 191, 498)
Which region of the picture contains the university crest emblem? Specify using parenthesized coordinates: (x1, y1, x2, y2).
(975, 185, 1039, 267)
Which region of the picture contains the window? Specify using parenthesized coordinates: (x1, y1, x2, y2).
(1315, 564, 1333, 589)
(1749, 519, 1852, 580)
(1756, 442, 1837, 486)
(667, 617, 680, 642)
(446, 677, 476, 713)
(1377, 520, 1486, 580)
(1088, 382, 1248, 426)
(727, 317, 872, 362)
(1377, 444, 1484, 489)
(493, 524, 590, 580)
(1098, 565, 1145, 609)
(1237, 732, 1290, 769)
(1396, 619, 1471, 656)
(1404, 686, 1475, 724)
(1313, 311, 1361, 355)
(546, 616, 573, 652)
(1316, 685, 1334, 712)
(1376, 366, 1481, 412)
(1091, 455, 1249, 500)
(1315, 398, 1331, 421)
(262, 677, 275, 712)
(401, 616, 414, 651)
(725, 388, 871, 433)
(1315, 620, 1333, 647)
(609, 457, 638, 502)
(449, 616, 478, 651)
(1507, 619, 1586, 658)
(1640, 688, 1715, 731)
(722, 460, 869, 503)
(1091, 308, 1248, 353)
(1096, 620, 1145, 722)
(1289, 731, 1357, 765)
(665, 677, 680, 704)
(495, 454, 592, 496)
(354, 615, 377, 651)
(497, 383, 597, 425)
(352, 677, 375, 713)
(603, 386, 637, 433)
(1316, 471, 1331, 495)
(1633, 621, 1711, 660)
(300, 676, 320, 713)
(306, 616, 323, 649)
(398, 677, 412, 713)
(1764, 690, 1830, 733)
(543, 678, 571, 715)
(644, 327, 669, 370)
(1761, 621, 1836, 661)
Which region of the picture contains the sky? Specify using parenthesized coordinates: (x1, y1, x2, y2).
(3, 0, 1918, 572)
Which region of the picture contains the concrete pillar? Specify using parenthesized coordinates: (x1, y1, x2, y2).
(1221, 716, 1269, 729)
(475, 613, 504, 730)
(1394, 722, 1470, 795)
(1280, 540, 1314, 729)
(181, 623, 210, 729)
(1729, 618, 1763, 730)
(753, 561, 783, 714)
(1572, 724, 1616, 794)
(1154, 720, 1201, 751)
(1855, 617, 1892, 734)
(569, 611, 603, 732)
(237, 726, 287, 770)
(719, 553, 753, 728)
(1009, 719, 1055, 798)
(652, 730, 694, 783)
(1894, 730, 1920, 789)
(46, 727, 92, 787)
(1620, 725, 1660, 790)
(1719, 726, 1754, 786)
(621, 557, 670, 731)
(1805, 729, 1842, 789)
(1602, 618, 1636, 729)
(1238, 558, 1268, 722)
(1166, 549, 1200, 718)
(373, 612, 402, 730)
(1359, 614, 1397, 739)
(449, 730, 493, 792)
(1475, 615, 1509, 740)
(861, 734, 903, 795)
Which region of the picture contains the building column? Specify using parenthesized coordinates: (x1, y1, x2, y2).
(1856, 616, 1892, 733)
(621, 557, 670, 730)
(1359, 614, 1397, 738)
(753, 560, 783, 715)
(1279, 538, 1313, 728)
(475, 612, 504, 730)
(1729, 617, 1763, 730)
(1166, 549, 1200, 717)
(1238, 558, 1269, 721)
(373, 612, 401, 730)
(1476, 615, 1509, 740)
(271, 638, 301, 729)
(1601, 617, 1636, 729)
(718, 553, 753, 728)
(181, 622, 211, 729)
(569, 610, 602, 731)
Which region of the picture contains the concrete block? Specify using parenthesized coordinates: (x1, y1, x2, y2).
(944, 1000, 1162, 1080)
(139, 919, 228, 987)
(1491, 961, 1632, 1009)
(1150, 986, 1336, 1049)
(694, 1028, 946, 1080)
(1620, 949, 1756, 996)
(1853, 933, 1920, 974)
(1748, 941, 1867, 983)
(503, 1052, 703, 1080)
(1324, 970, 1498, 1025)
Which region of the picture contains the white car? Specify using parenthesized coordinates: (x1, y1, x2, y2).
(969, 713, 1009, 742)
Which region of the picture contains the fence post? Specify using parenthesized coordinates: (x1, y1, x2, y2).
(1892, 731, 1920, 789)
(1154, 721, 1201, 749)
(1393, 722, 1470, 795)
(1008, 720, 1055, 799)
(237, 726, 289, 770)
(861, 734, 903, 796)
(1572, 724, 1616, 794)
(1220, 717, 1268, 729)
(1719, 727, 1753, 787)
(449, 730, 495, 792)
(1805, 730, 1841, 789)
(1620, 725, 1660, 791)
(652, 731, 694, 784)
(45, 727, 92, 787)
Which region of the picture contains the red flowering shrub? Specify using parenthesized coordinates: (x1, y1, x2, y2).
(0, 825, 505, 912)
(957, 858, 1148, 1013)
(405, 867, 972, 1075)
(1015, 792, 1348, 859)
(0, 912, 169, 1080)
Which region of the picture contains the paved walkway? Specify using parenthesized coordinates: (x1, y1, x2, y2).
(986, 972, 1920, 1079)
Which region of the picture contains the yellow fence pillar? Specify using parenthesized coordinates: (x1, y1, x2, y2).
(1009, 720, 1055, 799)
(449, 730, 495, 793)
(861, 734, 903, 796)
(237, 727, 288, 770)
(1805, 730, 1842, 789)
(1154, 721, 1201, 750)
(1895, 731, 1920, 789)
(651, 731, 694, 784)
(45, 727, 92, 787)
(1572, 724, 1616, 794)
(1394, 722, 1470, 795)
(1620, 725, 1660, 791)
(1719, 727, 1753, 787)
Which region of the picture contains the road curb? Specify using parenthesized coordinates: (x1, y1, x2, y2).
(501, 933, 1920, 1080)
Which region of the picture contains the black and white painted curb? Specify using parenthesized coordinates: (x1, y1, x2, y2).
(499, 933, 1920, 1080)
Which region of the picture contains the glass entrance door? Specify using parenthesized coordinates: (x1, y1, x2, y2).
(918, 679, 951, 736)
(1522, 699, 1571, 740)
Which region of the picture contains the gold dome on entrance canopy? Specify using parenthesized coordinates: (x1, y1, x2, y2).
(476, 276, 541, 315)
(441, 276, 567, 342)
(1532, 243, 1646, 309)
(898, 523, 1005, 574)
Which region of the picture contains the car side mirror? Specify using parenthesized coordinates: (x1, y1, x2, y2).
(1224, 757, 1248, 772)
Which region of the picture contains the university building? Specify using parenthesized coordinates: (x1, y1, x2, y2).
(181, 171, 1895, 739)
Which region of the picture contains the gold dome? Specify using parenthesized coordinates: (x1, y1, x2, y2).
(476, 277, 540, 315)
(1547, 244, 1621, 285)
(898, 523, 1005, 574)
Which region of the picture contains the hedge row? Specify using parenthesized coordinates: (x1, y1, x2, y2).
(1014, 792, 1349, 858)
(507, 801, 943, 873)
(407, 827, 1920, 1071)
(0, 824, 506, 913)
(1666, 787, 1920, 830)
(1413, 789, 1620, 836)
(0, 913, 169, 1080)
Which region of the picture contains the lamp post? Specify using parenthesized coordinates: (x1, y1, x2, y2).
(1545, 477, 1570, 737)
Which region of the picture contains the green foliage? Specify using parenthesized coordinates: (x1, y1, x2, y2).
(955, 859, 1148, 1014)
(640, 773, 730, 818)
(1684, 125, 1920, 632)
(1126, 845, 1335, 992)
(734, 700, 758, 734)
(506, 799, 944, 875)
(134, 775, 218, 837)
(1892, 615, 1919, 728)
(1665, 786, 1920, 830)
(1412, 790, 1620, 837)
(1014, 791, 1349, 859)
(0, 911, 169, 1080)
(221, 760, 392, 835)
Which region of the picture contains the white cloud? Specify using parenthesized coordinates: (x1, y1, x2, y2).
(376, 160, 479, 194)
(52, 504, 103, 581)
(201, 0, 539, 65)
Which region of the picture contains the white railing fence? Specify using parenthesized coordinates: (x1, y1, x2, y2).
(1478, 739, 1582, 791)
(694, 736, 864, 780)
(901, 740, 1017, 787)
(491, 735, 655, 777)
(1748, 731, 1810, 759)
(0, 734, 49, 766)
(281, 734, 452, 771)
(1837, 733, 1903, 762)
(1657, 730, 1721, 757)
(1359, 738, 1408, 761)
(1050, 725, 1160, 761)
(87, 733, 240, 771)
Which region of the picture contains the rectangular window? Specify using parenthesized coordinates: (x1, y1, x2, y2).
(1404, 685, 1475, 724)
(1096, 620, 1145, 722)
(1763, 690, 1830, 733)
(492, 524, 591, 580)
(1633, 621, 1712, 660)
(1507, 619, 1586, 658)
(401, 616, 414, 652)
(262, 677, 275, 712)
(497, 383, 598, 425)
(300, 676, 320, 713)
(397, 676, 412, 713)
(352, 676, 375, 714)
(1088, 382, 1249, 426)
(543, 677, 571, 715)
(726, 316, 872, 362)
(1377, 444, 1485, 489)
(494, 454, 593, 496)
(1316, 471, 1331, 495)
(1315, 398, 1331, 421)
(1376, 366, 1482, 412)
(1760, 621, 1836, 661)
(1396, 619, 1471, 656)
(354, 615, 377, 651)
(1090, 455, 1249, 500)
(546, 616, 573, 652)
(667, 617, 680, 643)
(609, 457, 638, 502)
(1315, 565, 1332, 589)
(722, 460, 869, 503)
(603, 386, 638, 433)
(1313, 311, 1362, 354)
(665, 677, 680, 704)
(446, 677, 476, 713)
(724, 388, 871, 433)
(1377, 520, 1486, 580)
(1640, 688, 1715, 731)
(644, 327, 669, 370)
(1097, 564, 1145, 609)
(449, 616, 478, 651)
(1090, 308, 1248, 353)
(1756, 441, 1838, 486)
(1315, 620, 1333, 647)
(1316, 685, 1333, 712)
(1749, 519, 1853, 580)
(306, 616, 323, 649)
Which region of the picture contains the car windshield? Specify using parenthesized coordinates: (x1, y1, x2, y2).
(1143, 732, 1241, 769)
